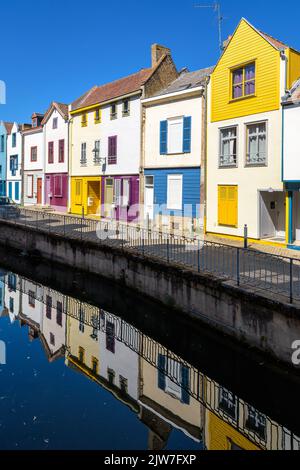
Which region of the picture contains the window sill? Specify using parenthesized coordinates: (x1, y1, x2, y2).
(218, 164, 238, 169)
(110, 115, 117, 120)
(122, 112, 130, 117)
(81, 124, 87, 128)
(245, 163, 267, 168)
(229, 94, 256, 104)
(94, 120, 101, 124)
(218, 224, 238, 228)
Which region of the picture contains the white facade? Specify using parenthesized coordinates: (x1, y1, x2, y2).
(99, 312, 140, 400)
(20, 279, 44, 327)
(4, 273, 22, 323)
(71, 94, 141, 177)
(142, 88, 203, 169)
(41, 287, 67, 357)
(6, 122, 22, 203)
(23, 127, 44, 205)
(44, 107, 69, 175)
(283, 102, 300, 182)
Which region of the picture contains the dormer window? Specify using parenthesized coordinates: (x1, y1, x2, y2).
(81, 113, 87, 127)
(32, 118, 38, 128)
(122, 99, 130, 117)
(52, 117, 58, 129)
(110, 103, 117, 120)
(12, 133, 16, 148)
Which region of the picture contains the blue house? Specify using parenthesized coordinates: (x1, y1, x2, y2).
(142, 68, 212, 234)
(0, 121, 13, 196)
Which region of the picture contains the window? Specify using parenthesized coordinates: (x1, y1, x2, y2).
(32, 118, 37, 128)
(108, 136, 117, 164)
(219, 386, 237, 419)
(9, 297, 14, 313)
(15, 182, 20, 201)
(10, 155, 18, 176)
(218, 185, 238, 227)
(106, 321, 115, 353)
(245, 406, 266, 440)
(78, 346, 85, 362)
(28, 290, 35, 307)
(81, 113, 87, 127)
(122, 179, 130, 206)
(48, 141, 54, 163)
(167, 175, 183, 210)
(93, 140, 101, 165)
(119, 376, 128, 394)
(232, 62, 255, 99)
(79, 307, 85, 333)
(0, 135, 4, 152)
(160, 116, 191, 154)
(58, 139, 64, 162)
(52, 117, 58, 129)
(92, 357, 99, 374)
(246, 122, 267, 166)
(94, 108, 101, 124)
(27, 175, 33, 197)
(12, 133, 16, 148)
(50, 333, 55, 346)
(80, 142, 87, 165)
(110, 103, 117, 120)
(46, 295, 52, 319)
(107, 368, 115, 385)
(54, 175, 63, 197)
(90, 314, 99, 340)
(122, 99, 130, 117)
(8, 274, 16, 291)
(56, 301, 63, 326)
(30, 146, 37, 162)
(219, 127, 237, 167)
(157, 354, 190, 404)
(113, 179, 121, 206)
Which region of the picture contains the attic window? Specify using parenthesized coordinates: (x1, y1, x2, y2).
(52, 117, 58, 129)
(32, 118, 37, 128)
(232, 62, 255, 100)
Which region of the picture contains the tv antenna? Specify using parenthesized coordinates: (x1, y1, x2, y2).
(194, 2, 224, 52)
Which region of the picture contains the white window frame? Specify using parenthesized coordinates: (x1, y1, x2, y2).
(219, 125, 238, 168)
(245, 120, 268, 167)
(167, 174, 183, 211)
(167, 116, 184, 155)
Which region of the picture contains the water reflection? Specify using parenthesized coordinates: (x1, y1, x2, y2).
(0, 269, 300, 451)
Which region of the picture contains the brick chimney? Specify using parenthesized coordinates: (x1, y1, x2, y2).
(151, 44, 171, 67)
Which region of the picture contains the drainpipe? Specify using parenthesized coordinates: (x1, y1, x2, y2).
(21, 130, 24, 206)
(280, 50, 290, 243)
(203, 76, 209, 236)
(68, 113, 73, 214)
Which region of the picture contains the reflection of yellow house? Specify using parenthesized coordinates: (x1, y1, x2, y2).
(65, 298, 100, 374)
(139, 338, 203, 449)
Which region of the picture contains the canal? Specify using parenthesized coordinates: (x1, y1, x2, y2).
(0, 246, 300, 451)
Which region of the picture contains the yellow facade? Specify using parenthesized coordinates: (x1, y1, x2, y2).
(287, 49, 300, 89)
(205, 410, 260, 450)
(70, 176, 102, 216)
(211, 19, 281, 122)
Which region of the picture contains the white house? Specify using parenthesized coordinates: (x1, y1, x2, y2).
(6, 122, 22, 203)
(42, 102, 69, 212)
(22, 113, 44, 206)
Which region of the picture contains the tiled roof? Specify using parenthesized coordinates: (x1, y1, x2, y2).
(259, 30, 288, 50)
(71, 68, 153, 111)
(41, 101, 69, 125)
(283, 78, 300, 104)
(4, 122, 13, 134)
(152, 66, 213, 97)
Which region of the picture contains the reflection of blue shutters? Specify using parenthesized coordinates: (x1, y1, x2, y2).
(15, 182, 19, 201)
(160, 121, 168, 155)
(181, 365, 190, 404)
(158, 354, 166, 390)
(8, 182, 12, 199)
(183, 116, 192, 153)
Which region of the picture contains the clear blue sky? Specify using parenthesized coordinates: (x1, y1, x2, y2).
(1, 0, 300, 123)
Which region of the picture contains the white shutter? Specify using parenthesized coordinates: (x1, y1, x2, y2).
(167, 175, 183, 210)
(27, 175, 33, 197)
(122, 179, 130, 206)
(167, 117, 183, 154)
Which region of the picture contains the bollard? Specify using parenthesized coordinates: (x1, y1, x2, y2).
(244, 224, 248, 249)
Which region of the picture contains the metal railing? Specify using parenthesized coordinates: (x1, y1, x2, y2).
(1, 207, 300, 303)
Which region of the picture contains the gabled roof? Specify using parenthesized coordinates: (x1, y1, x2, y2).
(41, 101, 69, 125)
(4, 122, 13, 134)
(71, 68, 154, 111)
(152, 66, 213, 97)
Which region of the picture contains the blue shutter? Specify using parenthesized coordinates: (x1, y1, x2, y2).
(160, 120, 168, 155)
(15, 182, 19, 201)
(181, 365, 190, 404)
(157, 354, 166, 390)
(8, 182, 12, 199)
(183, 116, 192, 153)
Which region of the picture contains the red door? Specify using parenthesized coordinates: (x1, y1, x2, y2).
(37, 178, 42, 204)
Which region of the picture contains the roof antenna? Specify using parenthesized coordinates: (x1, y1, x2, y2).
(194, 2, 224, 53)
